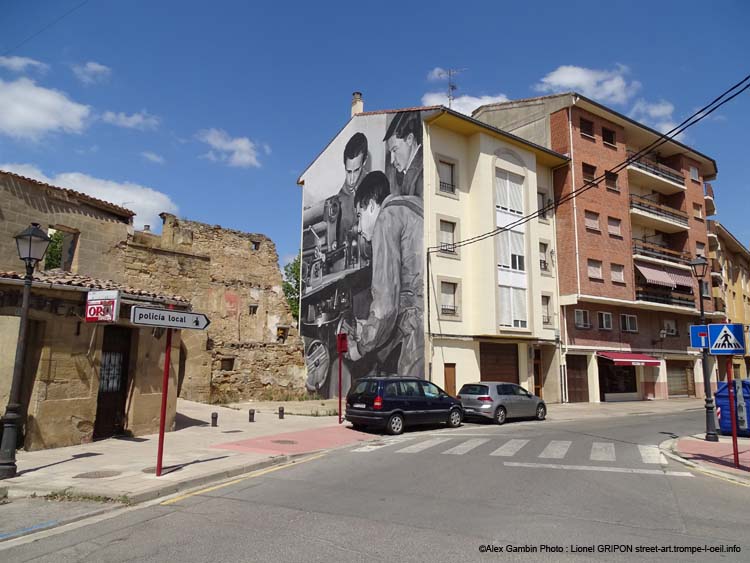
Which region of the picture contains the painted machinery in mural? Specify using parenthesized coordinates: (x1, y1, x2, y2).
(301, 193, 372, 392)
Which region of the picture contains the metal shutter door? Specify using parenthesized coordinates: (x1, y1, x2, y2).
(479, 343, 519, 384)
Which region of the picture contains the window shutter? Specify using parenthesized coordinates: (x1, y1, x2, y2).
(440, 282, 455, 307)
(497, 231, 510, 267)
(512, 288, 527, 323)
(510, 231, 524, 257)
(607, 217, 621, 236)
(495, 170, 509, 209)
(438, 161, 453, 185)
(585, 211, 599, 230)
(439, 221, 455, 245)
(499, 286, 512, 326)
(587, 260, 602, 278)
(508, 172, 524, 213)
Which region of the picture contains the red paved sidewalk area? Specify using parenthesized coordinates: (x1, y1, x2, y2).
(212, 424, 372, 456)
(676, 436, 750, 476)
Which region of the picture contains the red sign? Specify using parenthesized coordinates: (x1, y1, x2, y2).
(85, 290, 120, 323)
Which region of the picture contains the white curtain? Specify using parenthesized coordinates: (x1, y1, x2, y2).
(438, 161, 453, 185)
(441, 282, 455, 307)
(439, 221, 454, 245)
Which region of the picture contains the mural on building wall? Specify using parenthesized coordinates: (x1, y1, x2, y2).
(300, 110, 425, 398)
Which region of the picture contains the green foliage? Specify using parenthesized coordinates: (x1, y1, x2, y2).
(44, 231, 64, 270)
(282, 254, 301, 321)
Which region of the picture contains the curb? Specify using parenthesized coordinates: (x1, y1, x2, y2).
(0, 504, 123, 544)
(658, 438, 750, 487)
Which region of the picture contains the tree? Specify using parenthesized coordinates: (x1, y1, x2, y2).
(44, 231, 64, 270)
(282, 254, 301, 322)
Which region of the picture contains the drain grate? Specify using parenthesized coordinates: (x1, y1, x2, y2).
(271, 439, 297, 445)
(74, 470, 121, 479)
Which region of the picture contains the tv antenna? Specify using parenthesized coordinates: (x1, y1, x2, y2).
(446, 68, 468, 109)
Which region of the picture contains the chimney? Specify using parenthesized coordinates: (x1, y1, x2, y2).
(143, 224, 151, 232)
(351, 91, 364, 117)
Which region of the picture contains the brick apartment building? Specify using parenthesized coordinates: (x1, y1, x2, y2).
(475, 93, 722, 403)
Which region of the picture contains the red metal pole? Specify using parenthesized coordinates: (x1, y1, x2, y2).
(156, 310, 174, 477)
(338, 346, 343, 425)
(727, 358, 740, 469)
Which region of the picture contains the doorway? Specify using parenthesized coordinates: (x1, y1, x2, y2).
(444, 363, 456, 396)
(93, 326, 132, 440)
(533, 349, 543, 398)
(566, 355, 589, 403)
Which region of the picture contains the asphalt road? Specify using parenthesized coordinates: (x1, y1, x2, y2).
(3, 411, 749, 562)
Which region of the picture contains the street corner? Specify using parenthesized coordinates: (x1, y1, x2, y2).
(210, 423, 376, 456)
(665, 435, 750, 485)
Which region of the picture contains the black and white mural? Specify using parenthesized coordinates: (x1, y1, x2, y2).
(300, 110, 425, 398)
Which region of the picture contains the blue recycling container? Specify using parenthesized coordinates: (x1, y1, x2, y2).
(714, 379, 750, 437)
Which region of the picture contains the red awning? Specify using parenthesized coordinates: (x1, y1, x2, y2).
(597, 352, 661, 366)
(634, 262, 676, 288)
(665, 267, 694, 288)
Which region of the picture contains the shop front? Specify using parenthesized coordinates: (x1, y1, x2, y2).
(596, 352, 660, 402)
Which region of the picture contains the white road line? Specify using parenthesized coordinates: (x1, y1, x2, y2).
(538, 440, 572, 459)
(490, 439, 529, 457)
(441, 438, 490, 455)
(505, 462, 693, 477)
(590, 442, 616, 462)
(396, 437, 452, 454)
(639, 445, 663, 464)
(351, 436, 414, 452)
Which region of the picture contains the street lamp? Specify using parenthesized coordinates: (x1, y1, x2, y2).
(689, 256, 719, 442)
(0, 223, 51, 479)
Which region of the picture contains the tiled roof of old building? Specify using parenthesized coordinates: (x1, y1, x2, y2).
(0, 169, 136, 219)
(0, 270, 189, 304)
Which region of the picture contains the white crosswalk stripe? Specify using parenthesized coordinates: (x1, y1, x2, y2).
(590, 442, 616, 462)
(395, 437, 452, 454)
(638, 445, 665, 464)
(351, 436, 414, 452)
(489, 439, 529, 457)
(538, 440, 571, 459)
(441, 438, 490, 455)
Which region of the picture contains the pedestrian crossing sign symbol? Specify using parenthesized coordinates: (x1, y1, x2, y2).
(708, 323, 746, 355)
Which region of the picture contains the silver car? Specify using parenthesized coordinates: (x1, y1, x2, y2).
(458, 382, 546, 424)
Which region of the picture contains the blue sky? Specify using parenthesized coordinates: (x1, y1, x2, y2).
(1, 0, 749, 268)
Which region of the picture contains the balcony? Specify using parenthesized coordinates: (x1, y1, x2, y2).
(636, 286, 695, 308)
(704, 183, 716, 216)
(629, 194, 689, 233)
(441, 305, 458, 316)
(627, 151, 685, 195)
(714, 296, 726, 313)
(439, 242, 457, 254)
(707, 220, 719, 250)
(542, 314, 552, 325)
(540, 259, 549, 272)
(439, 181, 456, 194)
(632, 238, 692, 265)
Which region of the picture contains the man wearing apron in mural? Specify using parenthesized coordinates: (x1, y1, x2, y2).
(345, 170, 424, 377)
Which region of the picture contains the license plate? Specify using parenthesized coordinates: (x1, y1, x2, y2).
(353, 403, 366, 409)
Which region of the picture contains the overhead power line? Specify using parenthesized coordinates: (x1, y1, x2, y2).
(2, 1, 89, 57)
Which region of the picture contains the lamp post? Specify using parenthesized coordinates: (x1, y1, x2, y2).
(0, 223, 51, 479)
(689, 256, 719, 442)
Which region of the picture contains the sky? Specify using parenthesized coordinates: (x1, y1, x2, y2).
(1, 0, 749, 269)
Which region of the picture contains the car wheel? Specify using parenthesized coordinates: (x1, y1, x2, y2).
(495, 406, 507, 425)
(536, 404, 546, 421)
(386, 413, 405, 435)
(447, 408, 462, 428)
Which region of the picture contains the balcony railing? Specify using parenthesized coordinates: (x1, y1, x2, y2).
(714, 297, 726, 312)
(711, 257, 722, 274)
(636, 287, 695, 308)
(632, 238, 692, 265)
(542, 314, 552, 325)
(441, 305, 458, 316)
(707, 219, 717, 236)
(627, 151, 685, 185)
(540, 259, 549, 271)
(630, 195, 689, 226)
(439, 181, 456, 194)
(704, 183, 715, 199)
(439, 242, 457, 254)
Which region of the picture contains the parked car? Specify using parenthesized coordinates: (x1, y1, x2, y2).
(345, 376, 463, 435)
(458, 382, 546, 424)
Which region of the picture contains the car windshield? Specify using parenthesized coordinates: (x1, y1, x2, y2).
(458, 384, 488, 395)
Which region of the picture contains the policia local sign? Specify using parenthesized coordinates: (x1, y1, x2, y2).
(130, 306, 210, 330)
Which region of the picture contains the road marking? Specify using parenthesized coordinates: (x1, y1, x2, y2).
(490, 439, 529, 457)
(351, 436, 414, 452)
(441, 438, 490, 455)
(639, 445, 664, 464)
(505, 462, 693, 477)
(395, 437, 452, 454)
(160, 453, 326, 505)
(538, 440, 571, 459)
(590, 442, 616, 462)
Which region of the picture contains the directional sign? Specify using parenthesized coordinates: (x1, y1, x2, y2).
(689, 325, 708, 349)
(130, 306, 210, 330)
(708, 323, 745, 355)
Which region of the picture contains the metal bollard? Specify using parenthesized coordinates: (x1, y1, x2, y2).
(278, 406, 284, 419)
(211, 412, 218, 427)
(248, 409, 255, 423)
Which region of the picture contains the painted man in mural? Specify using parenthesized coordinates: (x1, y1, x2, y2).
(384, 111, 423, 198)
(336, 132, 369, 241)
(344, 170, 425, 376)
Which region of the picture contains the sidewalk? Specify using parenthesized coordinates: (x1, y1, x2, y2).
(546, 397, 704, 421)
(664, 434, 750, 485)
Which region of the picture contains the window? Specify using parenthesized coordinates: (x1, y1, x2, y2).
(607, 216, 622, 237)
(700, 280, 710, 298)
(384, 382, 401, 397)
(250, 240, 261, 251)
(438, 160, 456, 194)
(220, 358, 235, 371)
(696, 242, 706, 258)
(499, 286, 527, 328)
(580, 118, 594, 138)
(248, 303, 259, 315)
(582, 163, 597, 186)
(495, 169, 524, 215)
(598, 311, 613, 330)
(605, 171, 619, 192)
(439, 220, 456, 253)
(276, 326, 289, 343)
(664, 319, 678, 336)
(45, 227, 79, 271)
(440, 281, 458, 316)
(690, 166, 700, 182)
(602, 127, 616, 146)
(620, 314, 638, 332)
(588, 259, 603, 280)
(400, 380, 422, 397)
(420, 381, 441, 398)
(539, 242, 549, 271)
(497, 230, 525, 272)
(542, 295, 552, 325)
(574, 309, 591, 329)
(537, 192, 548, 219)
(693, 203, 703, 219)
(584, 210, 600, 231)
(611, 263, 625, 283)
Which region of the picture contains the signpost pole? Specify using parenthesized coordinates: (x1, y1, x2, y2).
(726, 358, 740, 469)
(155, 308, 175, 477)
(336, 333, 347, 425)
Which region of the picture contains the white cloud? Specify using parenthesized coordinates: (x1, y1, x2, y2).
(141, 151, 165, 164)
(280, 253, 298, 270)
(630, 98, 683, 139)
(421, 91, 509, 116)
(0, 163, 177, 230)
(102, 110, 160, 130)
(0, 56, 48, 73)
(534, 64, 641, 105)
(0, 77, 90, 140)
(72, 61, 111, 84)
(427, 67, 448, 82)
(196, 128, 262, 168)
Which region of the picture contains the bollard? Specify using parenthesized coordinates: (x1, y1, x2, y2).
(248, 408, 255, 423)
(278, 406, 284, 419)
(211, 412, 218, 427)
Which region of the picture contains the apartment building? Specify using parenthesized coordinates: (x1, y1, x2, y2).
(708, 217, 750, 378)
(475, 93, 720, 403)
(298, 95, 568, 399)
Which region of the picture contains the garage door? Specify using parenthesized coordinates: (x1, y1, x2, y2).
(566, 355, 589, 403)
(479, 343, 519, 384)
(667, 361, 691, 397)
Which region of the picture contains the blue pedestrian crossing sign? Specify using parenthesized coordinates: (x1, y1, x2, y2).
(689, 325, 708, 349)
(708, 323, 745, 355)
